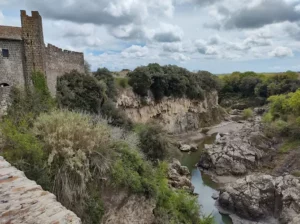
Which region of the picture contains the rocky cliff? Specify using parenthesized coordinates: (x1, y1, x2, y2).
(117, 89, 225, 133)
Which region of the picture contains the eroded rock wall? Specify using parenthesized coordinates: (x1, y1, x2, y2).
(117, 89, 225, 133)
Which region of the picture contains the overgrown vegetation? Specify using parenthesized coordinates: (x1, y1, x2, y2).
(0, 69, 213, 224)
(128, 63, 221, 101)
(219, 71, 300, 107)
(262, 89, 300, 152)
(137, 122, 178, 163)
(242, 108, 254, 120)
(56, 70, 132, 128)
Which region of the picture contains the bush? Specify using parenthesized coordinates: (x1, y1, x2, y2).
(57, 70, 106, 114)
(94, 68, 118, 100)
(128, 67, 152, 96)
(101, 100, 132, 129)
(242, 108, 254, 120)
(115, 77, 129, 89)
(138, 123, 177, 163)
(128, 64, 220, 101)
(6, 72, 55, 125)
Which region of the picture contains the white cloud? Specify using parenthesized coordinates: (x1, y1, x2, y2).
(268, 46, 294, 57)
(2, 0, 300, 73)
(152, 23, 184, 42)
(121, 45, 149, 58)
(171, 53, 190, 61)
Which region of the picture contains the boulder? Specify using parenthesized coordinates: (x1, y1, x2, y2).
(180, 144, 192, 152)
(198, 118, 275, 176)
(168, 159, 194, 192)
(212, 192, 219, 200)
(217, 174, 300, 223)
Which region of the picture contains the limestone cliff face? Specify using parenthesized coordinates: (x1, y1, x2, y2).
(117, 89, 225, 133)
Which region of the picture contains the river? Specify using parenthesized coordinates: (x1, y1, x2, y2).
(180, 134, 233, 224)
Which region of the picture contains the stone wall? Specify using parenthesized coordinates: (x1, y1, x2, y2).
(0, 156, 82, 224)
(0, 86, 11, 117)
(21, 10, 46, 86)
(45, 44, 84, 95)
(0, 39, 26, 87)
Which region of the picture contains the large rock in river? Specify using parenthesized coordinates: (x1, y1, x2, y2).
(198, 118, 275, 176)
(218, 174, 300, 224)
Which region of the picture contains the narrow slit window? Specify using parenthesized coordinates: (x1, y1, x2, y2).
(2, 49, 9, 58)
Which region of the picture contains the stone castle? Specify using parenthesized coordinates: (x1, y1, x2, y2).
(0, 10, 85, 95)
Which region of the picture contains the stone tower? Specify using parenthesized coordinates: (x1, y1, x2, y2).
(20, 10, 46, 85)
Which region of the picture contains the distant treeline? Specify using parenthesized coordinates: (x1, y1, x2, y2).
(128, 63, 221, 101)
(219, 71, 300, 100)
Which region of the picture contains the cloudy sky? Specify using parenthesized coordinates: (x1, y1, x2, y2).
(1, 0, 300, 73)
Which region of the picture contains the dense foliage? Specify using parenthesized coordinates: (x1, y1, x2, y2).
(137, 122, 177, 163)
(262, 89, 300, 151)
(94, 67, 118, 100)
(128, 63, 221, 101)
(56, 70, 132, 128)
(220, 71, 300, 101)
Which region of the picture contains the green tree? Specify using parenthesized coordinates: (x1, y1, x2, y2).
(138, 123, 176, 163)
(57, 70, 106, 114)
(128, 67, 152, 96)
(94, 67, 117, 100)
(239, 76, 261, 97)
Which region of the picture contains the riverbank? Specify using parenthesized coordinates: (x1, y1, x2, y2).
(176, 118, 248, 224)
(191, 110, 300, 224)
(176, 108, 299, 224)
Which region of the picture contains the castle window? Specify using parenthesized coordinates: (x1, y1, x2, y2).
(0, 83, 9, 87)
(2, 49, 9, 58)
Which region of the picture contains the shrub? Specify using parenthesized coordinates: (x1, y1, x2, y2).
(57, 70, 106, 114)
(128, 67, 152, 96)
(239, 76, 261, 97)
(6, 72, 55, 125)
(291, 170, 300, 177)
(242, 108, 254, 120)
(128, 64, 220, 101)
(101, 100, 132, 129)
(262, 112, 273, 123)
(138, 122, 177, 163)
(115, 77, 129, 89)
(94, 68, 118, 100)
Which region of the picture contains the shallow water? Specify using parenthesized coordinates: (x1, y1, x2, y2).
(180, 134, 233, 224)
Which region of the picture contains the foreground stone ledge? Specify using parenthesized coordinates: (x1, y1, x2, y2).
(0, 156, 81, 224)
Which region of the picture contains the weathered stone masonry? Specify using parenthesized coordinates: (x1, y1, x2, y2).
(45, 44, 84, 95)
(0, 10, 84, 96)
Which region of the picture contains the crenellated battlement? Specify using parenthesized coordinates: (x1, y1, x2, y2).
(46, 43, 83, 56)
(0, 10, 85, 97)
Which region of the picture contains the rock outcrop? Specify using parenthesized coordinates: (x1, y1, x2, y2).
(0, 156, 81, 224)
(198, 117, 275, 176)
(218, 174, 300, 224)
(117, 89, 225, 133)
(168, 159, 194, 192)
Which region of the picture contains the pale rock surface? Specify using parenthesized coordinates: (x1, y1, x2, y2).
(117, 89, 224, 133)
(168, 159, 194, 192)
(198, 117, 275, 176)
(0, 156, 81, 224)
(218, 174, 300, 224)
